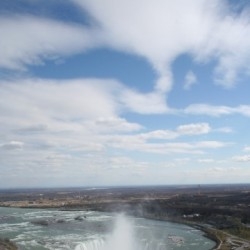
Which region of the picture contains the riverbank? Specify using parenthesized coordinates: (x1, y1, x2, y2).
(163, 219, 250, 250)
(139, 214, 250, 250)
(137, 214, 220, 249)
(202, 227, 250, 250)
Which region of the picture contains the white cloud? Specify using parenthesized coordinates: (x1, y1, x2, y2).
(0, 78, 121, 127)
(174, 158, 190, 163)
(0, 15, 100, 70)
(74, 0, 209, 91)
(232, 155, 250, 162)
(121, 90, 169, 114)
(102, 122, 228, 155)
(139, 130, 177, 140)
(138, 122, 211, 141)
(0, 141, 24, 150)
(184, 71, 197, 90)
(211, 13, 250, 87)
(197, 158, 214, 163)
(1, 1, 249, 89)
(0, 0, 250, 99)
(237, 105, 250, 116)
(108, 133, 228, 154)
(184, 104, 233, 116)
(243, 146, 250, 152)
(195, 140, 226, 148)
(0, 75, 237, 188)
(176, 123, 211, 135)
(1, 1, 250, 186)
(92, 117, 142, 132)
(0, 2, 249, 121)
(0, 77, 147, 163)
(215, 127, 233, 133)
(0, 77, 175, 140)
(184, 104, 250, 117)
(73, 0, 250, 89)
(182, 165, 250, 184)
(106, 156, 149, 171)
(121, 122, 216, 146)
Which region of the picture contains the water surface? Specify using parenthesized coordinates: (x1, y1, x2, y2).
(0, 207, 215, 250)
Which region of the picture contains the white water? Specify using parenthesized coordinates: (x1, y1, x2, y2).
(75, 239, 105, 250)
(103, 214, 139, 250)
(75, 214, 172, 250)
(75, 214, 139, 250)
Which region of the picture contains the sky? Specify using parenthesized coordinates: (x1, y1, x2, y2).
(0, 0, 250, 188)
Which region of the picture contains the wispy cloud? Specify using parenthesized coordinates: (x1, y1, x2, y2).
(0, 141, 24, 150)
(73, 0, 250, 89)
(0, 15, 99, 70)
(121, 90, 169, 114)
(214, 127, 233, 133)
(0, 78, 121, 125)
(1, 1, 250, 89)
(232, 155, 250, 162)
(184, 104, 250, 117)
(176, 123, 211, 135)
(184, 71, 197, 90)
(243, 146, 250, 152)
(197, 158, 214, 163)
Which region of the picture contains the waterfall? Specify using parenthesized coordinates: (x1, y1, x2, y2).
(75, 214, 139, 250)
(75, 238, 105, 250)
(75, 214, 172, 250)
(102, 214, 139, 250)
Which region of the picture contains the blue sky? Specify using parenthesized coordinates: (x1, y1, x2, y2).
(0, 0, 250, 188)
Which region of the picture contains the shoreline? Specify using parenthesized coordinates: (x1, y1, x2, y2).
(137, 214, 250, 250)
(137, 214, 220, 250)
(161, 218, 250, 250)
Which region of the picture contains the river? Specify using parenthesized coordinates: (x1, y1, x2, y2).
(0, 207, 215, 250)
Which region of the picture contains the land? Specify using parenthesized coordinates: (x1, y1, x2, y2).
(0, 184, 250, 249)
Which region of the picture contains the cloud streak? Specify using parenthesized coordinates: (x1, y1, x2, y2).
(184, 104, 250, 117)
(0, 15, 100, 70)
(184, 71, 197, 90)
(0, 141, 24, 150)
(232, 155, 250, 162)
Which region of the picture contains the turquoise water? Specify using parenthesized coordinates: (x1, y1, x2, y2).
(0, 207, 215, 250)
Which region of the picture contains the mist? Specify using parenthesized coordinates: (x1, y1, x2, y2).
(75, 214, 140, 250)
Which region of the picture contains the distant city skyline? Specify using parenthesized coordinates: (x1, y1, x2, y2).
(0, 0, 250, 188)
